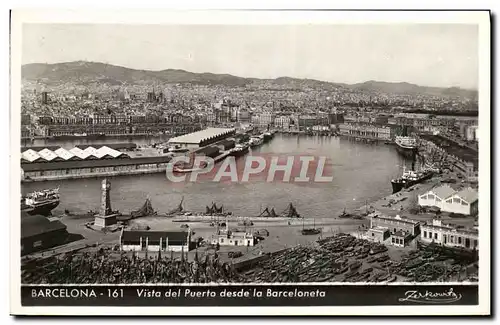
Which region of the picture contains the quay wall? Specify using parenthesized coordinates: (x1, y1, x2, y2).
(22, 164, 170, 182)
(22, 151, 237, 182)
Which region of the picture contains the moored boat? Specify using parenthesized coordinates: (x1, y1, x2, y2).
(229, 143, 249, 157)
(394, 134, 418, 158)
(21, 188, 60, 216)
(249, 136, 264, 147)
(391, 166, 434, 194)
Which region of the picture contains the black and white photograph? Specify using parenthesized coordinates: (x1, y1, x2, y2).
(9, 9, 491, 316)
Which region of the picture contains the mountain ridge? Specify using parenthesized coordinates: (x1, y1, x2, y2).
(21, 61, 478, 99)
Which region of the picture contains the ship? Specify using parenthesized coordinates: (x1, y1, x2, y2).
(21, 188, 60, 216)
(391, 166, 434, 194)
(263, 131, 274, 142)
(249, 136, 264, 147)
(395, 136, 418, 158)
(229, 143, 249, 157)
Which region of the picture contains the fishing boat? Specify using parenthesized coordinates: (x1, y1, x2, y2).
(301, 218, 321, 235)
(338, 208, 355, 219)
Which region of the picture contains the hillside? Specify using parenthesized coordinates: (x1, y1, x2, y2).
(348, 80, 477, 99)
(21, 61, 251, 87)
(21, 61, 477, 98)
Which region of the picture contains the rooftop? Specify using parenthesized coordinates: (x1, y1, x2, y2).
(421, 223, 479, 237)
(393, 230, 411, 238)
(21, 213, 67, 239)
(21, 145, 129, 163)
(370, 226, 388, 233)
(427, 184, 457, 200)
(373, 215, 419, 225)
(121, 230, 189, 245)
(168, 128, 235, 144)
(455, 187, 479, 203)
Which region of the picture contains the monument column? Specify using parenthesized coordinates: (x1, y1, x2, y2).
(100, 178, 112, 216)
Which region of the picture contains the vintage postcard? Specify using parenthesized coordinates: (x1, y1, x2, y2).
(10, 9, 491, 316)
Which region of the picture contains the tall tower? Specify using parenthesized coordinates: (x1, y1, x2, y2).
(41, 92, 48, 104)
(100, 178, 112, 216)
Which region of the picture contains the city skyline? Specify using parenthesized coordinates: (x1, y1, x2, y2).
(22, 24, 478, 90)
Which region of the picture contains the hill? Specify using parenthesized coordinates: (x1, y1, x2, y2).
(348, 80, 477, 99)
(21, 61, 251, 87)
(21, 61, 477, 98)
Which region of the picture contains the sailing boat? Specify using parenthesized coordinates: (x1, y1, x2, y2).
(280, 202, 302, 218)
(130, 198, 156, 219)
(168, 196, 184, 215)
(301, 218, 321, 235)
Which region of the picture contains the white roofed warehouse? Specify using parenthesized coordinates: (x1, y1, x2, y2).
(418, 185, 478, 216)
(167, 128, 236, 149)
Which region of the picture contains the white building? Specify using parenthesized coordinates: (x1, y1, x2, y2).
(420, 219, 478, 250)
(466, 125, 478, 141)
(167, 128, 236, 149)
(212, 225, 255, 247)
(274, 115, 291, 129)
(120, 230, 191, 252)
(418, 185, 478, 216)
(258, 112, 275, 128)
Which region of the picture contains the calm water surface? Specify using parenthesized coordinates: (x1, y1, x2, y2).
(22, 135, 410, 219)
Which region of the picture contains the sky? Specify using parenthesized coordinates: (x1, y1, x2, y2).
(21, 24, 479, 89)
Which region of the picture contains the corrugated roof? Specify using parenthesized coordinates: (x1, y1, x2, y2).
(168, 128, 235, 144)
(455, 187, 478, 204)
(83, 146, 99, 158)
(37, 148, 59, 161)
(430, 184, 456, 200)
(95, 146, 122, 158)
(22, 146, 128, 163)
(54, 147, 75, 160)
(21, 149, 43, 163)
(69, 147, 89, 159)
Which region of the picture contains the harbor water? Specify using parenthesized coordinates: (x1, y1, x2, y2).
(21, 134, 410, 219)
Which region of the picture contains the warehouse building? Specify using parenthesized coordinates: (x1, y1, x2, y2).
(21, 213, 68, 255)
(418, 185, 478, 216)
(195, 146, 220, 159)
(120, 229, 191, 252)
(21, 146, 129, 163)
(168, 128, 236, 149)
(21, 155, 173, 181)
(420, 219, 478, 250)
